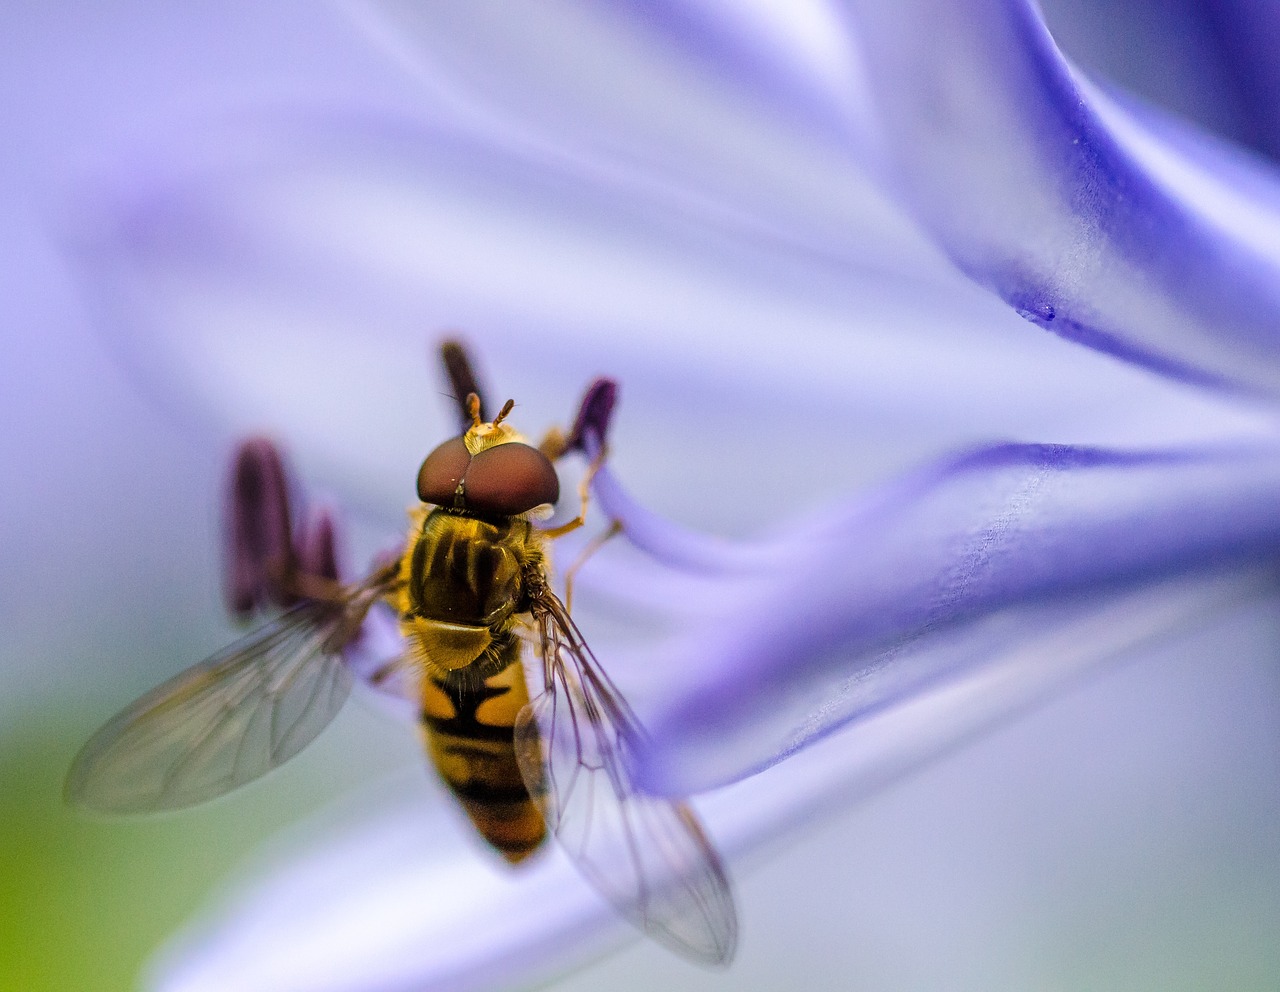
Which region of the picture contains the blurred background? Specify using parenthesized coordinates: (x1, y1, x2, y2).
(3, 3, 1280, 990)
(0, 6, 429, 990)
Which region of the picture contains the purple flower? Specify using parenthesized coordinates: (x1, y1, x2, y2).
(67, 1, 1280, 989)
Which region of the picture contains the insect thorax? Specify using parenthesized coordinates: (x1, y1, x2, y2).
(395, 506, 543, 677)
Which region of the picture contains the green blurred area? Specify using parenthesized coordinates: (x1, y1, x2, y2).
(0, 703, 415, 992)
(2, 719, 250, 990)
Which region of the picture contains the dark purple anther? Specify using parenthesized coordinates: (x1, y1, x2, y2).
(563, 378, 618, 455)
(296, 505, 343, 585)
(439, 339, 487, 428)
(223, 437, 297, 617)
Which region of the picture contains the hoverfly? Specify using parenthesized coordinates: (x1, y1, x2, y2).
(65, 344, 738, 966)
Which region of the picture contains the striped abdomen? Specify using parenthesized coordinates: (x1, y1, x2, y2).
(419, 634, 545, 862)
(396, 508, 546, 862)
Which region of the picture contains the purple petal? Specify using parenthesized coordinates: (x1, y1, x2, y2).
(145, 568, 1267, 991)
(629, 441, 1280, 794)
(589, 460, 778, 573)
(839, 0, 1280, 396)
(70, 95, 1278, 539)
(1038, 0, 1261, 156)
(608, 0, 872, 139)
(344, 0, 889, 258)
(147, 780, 631, 992)
(1197, 0, 1280, 159)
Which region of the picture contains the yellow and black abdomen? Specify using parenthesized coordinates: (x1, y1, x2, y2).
(395, 507, 546, 862)
(419, 642, 545, 862)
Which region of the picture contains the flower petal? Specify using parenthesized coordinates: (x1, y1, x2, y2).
(1204, 0, 1280, 159)
(627, 441, 1280, 793)
(343, 0, 887, 256)
(145, 778, 629, 992)
(840, 0, 1280, 396)
(70, 103, 1274, 538)
(1038, 0, 1262, 157)
(145, 569, 1266, 991)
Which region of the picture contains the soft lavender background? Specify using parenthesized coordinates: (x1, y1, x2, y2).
(3, 3, 1280, 990)
(0, 6, 430, 988)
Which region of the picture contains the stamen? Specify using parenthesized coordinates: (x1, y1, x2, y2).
(223, 437, 297, 617)
(563, 378, 618, 454)
(439, 339, 486, 427)
(297, 505, 342, 584)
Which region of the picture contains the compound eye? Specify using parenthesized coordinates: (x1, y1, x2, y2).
(417, 436, 471, 505)
(464, 442, 560, 516)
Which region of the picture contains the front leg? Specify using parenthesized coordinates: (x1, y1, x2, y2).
(539, 445, 607, 540)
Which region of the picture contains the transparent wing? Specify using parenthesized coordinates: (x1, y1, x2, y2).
(66, 601, 355, 813)
(514, 592, 738, 966)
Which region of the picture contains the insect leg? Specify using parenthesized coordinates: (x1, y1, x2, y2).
(537, 426, 570, 461)
(562, 520, 623, 613)
(540, 446, 607, 540)
(280, 571, 347, 604)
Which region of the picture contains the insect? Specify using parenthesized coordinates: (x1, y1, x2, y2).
(65, 345, 738, 966)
